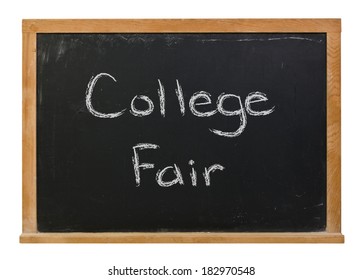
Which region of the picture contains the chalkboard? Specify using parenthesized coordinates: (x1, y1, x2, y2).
(22, 19, 343, 243)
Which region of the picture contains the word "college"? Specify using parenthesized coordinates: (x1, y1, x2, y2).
(85, 73, 275, 138)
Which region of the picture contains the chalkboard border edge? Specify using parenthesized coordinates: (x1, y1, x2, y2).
(22, 18, 341, 33)
(20, 232, 344, 243)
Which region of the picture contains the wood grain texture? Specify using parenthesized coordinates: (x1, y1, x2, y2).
(22, 19, 341, 33)
(22, 32, 37, 233)
(327, 32, 342, 233)
(21, 19, 342, 243)
(20, 232, 344, 243)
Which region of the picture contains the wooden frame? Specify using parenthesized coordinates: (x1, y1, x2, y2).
(21, 19, 343, 243)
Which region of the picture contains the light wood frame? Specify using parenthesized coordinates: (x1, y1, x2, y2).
(21, 19, 343, 243)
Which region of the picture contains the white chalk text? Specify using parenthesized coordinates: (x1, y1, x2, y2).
(86, 73, 275, 138)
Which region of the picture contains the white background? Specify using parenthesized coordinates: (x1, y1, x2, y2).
(1, 1, 361, 279)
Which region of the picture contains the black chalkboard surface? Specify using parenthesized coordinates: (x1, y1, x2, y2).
(36, 33, 326, 232)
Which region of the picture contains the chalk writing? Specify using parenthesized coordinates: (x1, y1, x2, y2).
(85, 73, 275, 138)
(132, 143, 225, 187)
(86, 73, 276, 187)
